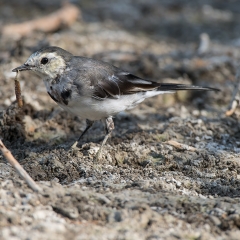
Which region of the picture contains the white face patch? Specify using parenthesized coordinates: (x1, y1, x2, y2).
(44, 53, 66, 78)
(46, 52, 58, 59)
(25, 51, 66, 79)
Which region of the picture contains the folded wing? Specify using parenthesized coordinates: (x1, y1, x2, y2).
(93, 72, 218, 100)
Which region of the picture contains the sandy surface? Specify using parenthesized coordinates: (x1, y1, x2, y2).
(1, 1, 240, 239)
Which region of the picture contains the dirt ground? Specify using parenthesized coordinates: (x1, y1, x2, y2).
(1, 0, 240, 239)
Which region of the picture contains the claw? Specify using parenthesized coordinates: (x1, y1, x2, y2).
(71, 141, 79, 149)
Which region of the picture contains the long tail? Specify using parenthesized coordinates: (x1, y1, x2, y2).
(158, 83, 219, 92)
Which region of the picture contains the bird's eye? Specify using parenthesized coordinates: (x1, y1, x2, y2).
(41, 57, 48, 65)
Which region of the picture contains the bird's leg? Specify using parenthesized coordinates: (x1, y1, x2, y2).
(96, 117, 114, 160)
(71, 119, 94, 149)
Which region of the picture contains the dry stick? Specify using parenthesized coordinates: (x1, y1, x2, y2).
(166, 140, 196, 152)
(14, 70, 23, 108)
(0, 140, 41, 192)
(2, 3, 80, 38)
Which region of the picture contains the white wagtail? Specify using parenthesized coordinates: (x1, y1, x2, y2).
(12, 46, 218, 159)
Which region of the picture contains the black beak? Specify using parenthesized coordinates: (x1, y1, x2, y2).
(12, 64, 32, 72)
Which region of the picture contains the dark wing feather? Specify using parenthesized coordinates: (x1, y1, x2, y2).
(93, 73, 219, 100)
(93, 72, 161, 100)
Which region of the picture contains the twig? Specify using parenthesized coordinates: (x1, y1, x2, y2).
(165, 140, 196, 152)
(225, 68, 240, 116)
(14, 70, 23, 108)
(0, 140, 41, 192)
(2, 3, 80, 38)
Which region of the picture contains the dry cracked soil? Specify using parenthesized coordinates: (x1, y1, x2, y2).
(1, 0, 240, 239)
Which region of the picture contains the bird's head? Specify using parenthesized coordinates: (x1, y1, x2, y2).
(12, 46, 73, 79)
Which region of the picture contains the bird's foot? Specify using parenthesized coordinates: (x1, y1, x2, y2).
(95, 147, 103, 162)
(68, 144, 81, 157)
(70, 141, 80, 151)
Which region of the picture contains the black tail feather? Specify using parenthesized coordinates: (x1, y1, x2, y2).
(158, 83, 219, 92)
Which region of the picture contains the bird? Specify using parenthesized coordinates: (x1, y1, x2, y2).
(12, 46, 218, 159)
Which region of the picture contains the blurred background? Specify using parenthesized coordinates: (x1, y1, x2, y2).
(0, 0, 239, 142)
